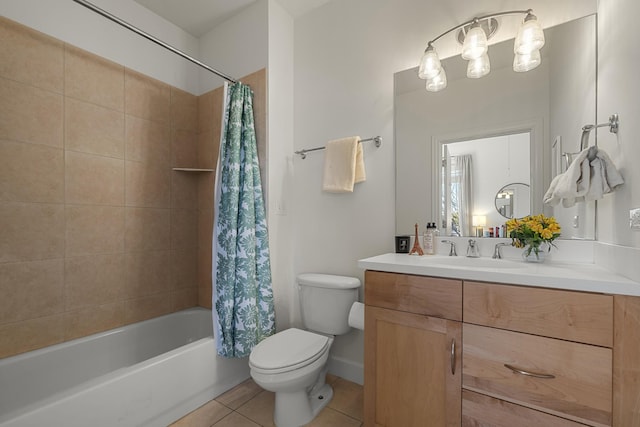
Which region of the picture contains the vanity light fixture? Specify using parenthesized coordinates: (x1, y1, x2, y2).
(418, 9, 545, 91)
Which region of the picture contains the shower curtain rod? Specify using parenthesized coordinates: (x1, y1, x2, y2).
(72, 0, 239, 84)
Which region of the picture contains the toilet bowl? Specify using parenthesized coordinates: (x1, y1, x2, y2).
(248, 273, 361, 427)
(249, 328, 334, 426)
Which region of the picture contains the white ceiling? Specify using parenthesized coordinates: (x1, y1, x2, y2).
(134, 0, 332, 37)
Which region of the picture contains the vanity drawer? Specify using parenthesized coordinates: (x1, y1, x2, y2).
(463, 324, 612, 426)
(365, 271, 462, 321)
(463, 390, 589, 427)
(463, 281, 613, 347)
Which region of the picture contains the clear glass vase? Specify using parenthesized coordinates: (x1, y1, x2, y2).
(521, 242, 549, 263)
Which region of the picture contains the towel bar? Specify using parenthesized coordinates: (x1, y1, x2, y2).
(295, 136, 382, 159)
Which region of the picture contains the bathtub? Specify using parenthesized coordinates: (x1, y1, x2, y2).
(0, 307, 250, 427)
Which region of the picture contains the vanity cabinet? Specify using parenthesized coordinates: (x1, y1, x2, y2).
(363, 271, 625, 427)
(364, 271, 462, 427)
(463, 282, 613, 427)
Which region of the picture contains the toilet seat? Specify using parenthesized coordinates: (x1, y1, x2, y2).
(249, 328, 330, 375)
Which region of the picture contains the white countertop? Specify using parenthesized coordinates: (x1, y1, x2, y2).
(358, 253, 640, 296)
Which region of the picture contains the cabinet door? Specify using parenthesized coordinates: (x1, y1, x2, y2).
(364, 305, 461, 427)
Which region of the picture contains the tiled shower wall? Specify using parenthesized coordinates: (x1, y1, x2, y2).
(0, 17, 266, 359)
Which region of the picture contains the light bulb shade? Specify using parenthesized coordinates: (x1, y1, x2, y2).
(461, 23, 488, 60)
(426, 68, 447, 92)
(467, 53, 490, 78)
(418, 45, 442, 80)
(472, 215, 486, 227)
(513, 49, 541, 72)
(514, 14, 545, 54)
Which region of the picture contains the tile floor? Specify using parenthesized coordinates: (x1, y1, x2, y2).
(170, 374, 363, 427)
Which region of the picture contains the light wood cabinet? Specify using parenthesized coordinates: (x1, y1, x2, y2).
(364, 271, 462, 427)
(363, 270, 640, 426)
(462, 390, 588, 427)
(463, 323, 612, 426)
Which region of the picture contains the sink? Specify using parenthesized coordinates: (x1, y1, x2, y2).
(426, 256, 522, 269)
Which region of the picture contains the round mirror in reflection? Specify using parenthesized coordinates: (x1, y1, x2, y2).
(495, 183, 530, 219)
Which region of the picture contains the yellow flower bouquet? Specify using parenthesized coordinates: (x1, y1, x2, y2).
(506, 214, 561, 259)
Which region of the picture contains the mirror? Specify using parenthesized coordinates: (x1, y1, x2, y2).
(395, 14, 597, 239)
(495, 183, 530, 219)
(440, 131, 531, 236)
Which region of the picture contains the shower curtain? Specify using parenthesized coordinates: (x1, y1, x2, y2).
(212, 82, 275, 358)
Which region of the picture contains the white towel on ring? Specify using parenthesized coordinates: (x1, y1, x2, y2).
(322, 136, 366, 193)
(544, 146, 624, 207)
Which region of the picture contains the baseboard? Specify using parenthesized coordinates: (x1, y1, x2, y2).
(327, 355, 363, 385)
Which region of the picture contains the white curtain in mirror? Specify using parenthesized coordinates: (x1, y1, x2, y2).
(445, 154, 473, 237)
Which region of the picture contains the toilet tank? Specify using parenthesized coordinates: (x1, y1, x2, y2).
(298, 273, 360, 335)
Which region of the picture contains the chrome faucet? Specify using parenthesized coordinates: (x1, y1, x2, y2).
(492, 242, 510, 259)
(466, 239, 480, 258)
(441, 240, 457, 256)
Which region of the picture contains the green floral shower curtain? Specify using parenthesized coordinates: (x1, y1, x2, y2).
(213, 82, 275, 358)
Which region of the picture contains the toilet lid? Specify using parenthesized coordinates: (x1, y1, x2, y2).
(250, 328, 329, 372)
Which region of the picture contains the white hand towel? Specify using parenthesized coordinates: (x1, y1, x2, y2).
(544, 147, 591, 207)
(544, 146, 624, 207)
(585, 148, 624, 201)
(322, 136, 366, 193)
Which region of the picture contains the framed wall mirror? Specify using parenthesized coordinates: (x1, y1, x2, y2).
(395, 13, 597, 239)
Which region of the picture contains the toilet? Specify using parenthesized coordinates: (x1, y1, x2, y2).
(249, 273, 360, 427)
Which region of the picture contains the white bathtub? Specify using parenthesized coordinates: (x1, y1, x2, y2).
(0, 308, 250, 427)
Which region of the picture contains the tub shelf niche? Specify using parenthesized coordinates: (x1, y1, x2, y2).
(172, 168, 214, 172)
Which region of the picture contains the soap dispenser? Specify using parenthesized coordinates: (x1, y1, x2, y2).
(424, 222, 438, 255)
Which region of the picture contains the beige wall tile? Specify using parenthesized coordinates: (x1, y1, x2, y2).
(65, 151, 125, 205)
(125, 161, 171, 208)
(172, 129, 198, 168)
(65, 45, 124, 111)
(0, 259, 64, 325)
(124, 293, 173, 324)
(125, 207, 171, 252)
(125, 69, 170, 123)
(124, 250, 171, 299)
(125, 115, 170, 165)
(0, 202, 64, 263)
(171, 248, 198, 290)
(0, 139, 64, 203)
(198, 173, 215, 212)
(64, 302, 125, 341)
(198, 247, 213, 308)
(172, 171, 199, 210)
(198, 285, 212, 309)
(65, 205, 125, 257)
(64, 253, 125, 311)
(197, 130, 219, 170)
(198, 207, 214, 252)
(198, 90, 215, 134)
(171, 87, 198, 132)
(0, 17, 64, 93)
(172, 287, 198, 312)
(0, 314, 65, 358)
(65, 98, 124, 158)
(171, 208, 198, 250)
(0, 77, 63, 147)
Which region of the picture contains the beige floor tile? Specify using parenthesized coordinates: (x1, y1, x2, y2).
(170, 399, 231, 427)
(236, 390, 276, 427)
(304, 407, 361, 427)
(327, 378, 364, 421)
(211, 412, 260, 427)
(215, 378, 263, 410)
